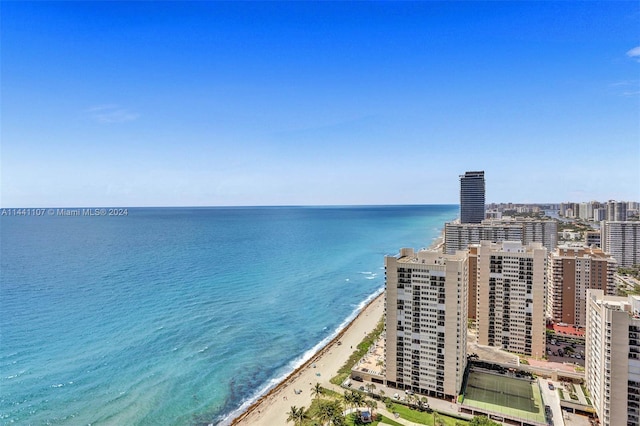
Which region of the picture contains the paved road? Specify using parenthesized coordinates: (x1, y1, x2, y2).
(538, 377, 564, 426)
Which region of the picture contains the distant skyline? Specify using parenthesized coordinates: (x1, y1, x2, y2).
(2, 1, 639, 207)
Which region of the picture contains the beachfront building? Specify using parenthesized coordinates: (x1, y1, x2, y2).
(600, 221, 640, 268)
(384, 248, 468, 399)
(585, 290, 640, 426)
(444, 218, 557, 255)
(476, 241, 547, 358)
(445, 221, 522, 255)
(547, 247, 616, 327)
(460, 171, 485, 224)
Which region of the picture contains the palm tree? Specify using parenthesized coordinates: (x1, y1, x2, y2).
(379, 389, 385, 400)
(286, 405, 299, 424)
(383, 396, 394, 410)
(342, 390, 354, 413)
(311, 382, 323, 400)
(366, 399, 378, 416)
(318, 399, 344, 426)
(332, 413, 345, 426)
(316, 400, 334, 425)
(368, 383, 376, 396)
(433, 412, 445, 426)
(405, 394, 415, 408)
(352, 391, 365, 410)
(420, 396, 429, 410)
(329, 399, 344, 425)
(286, 406, 308, 426)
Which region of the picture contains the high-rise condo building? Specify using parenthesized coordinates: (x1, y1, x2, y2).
(547, 247, 616, 327)
(460, 171, 485, 224)
(593, 208, 607, 222)
(384, 248, 467, 399)
(467, 246, 479, 321)
(585, 290, 640, 426)
(601, 221, 640, 268)
(444, 218, 557, 256)
(606, 200, 628, 221)
(476, 241, 547, 357)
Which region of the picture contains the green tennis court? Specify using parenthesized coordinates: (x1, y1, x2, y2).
(462, 370, 545, 423)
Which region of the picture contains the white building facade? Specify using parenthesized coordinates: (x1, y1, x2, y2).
(601, 221, 640, 268)
(385, 248, 468, 399)
(476, 241, 547, 357)
(585, 290, 640, 426)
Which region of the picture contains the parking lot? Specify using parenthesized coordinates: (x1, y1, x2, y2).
(546, 337, 585, 367)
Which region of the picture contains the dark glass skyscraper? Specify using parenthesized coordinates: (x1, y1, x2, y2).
(460, 171, 485, 224)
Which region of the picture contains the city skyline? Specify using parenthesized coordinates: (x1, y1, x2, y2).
(2, 1, 639, 208)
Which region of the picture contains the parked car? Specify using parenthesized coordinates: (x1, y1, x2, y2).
(548, 382, 555, 390)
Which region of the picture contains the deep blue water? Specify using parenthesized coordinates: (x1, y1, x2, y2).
(0, 205, 457, 425)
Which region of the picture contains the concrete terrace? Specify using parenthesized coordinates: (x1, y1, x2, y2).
(352, 336, 385, 378)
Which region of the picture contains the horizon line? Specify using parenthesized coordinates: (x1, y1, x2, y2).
(0, 203, 461, 210)
(2, 201, 624, 210)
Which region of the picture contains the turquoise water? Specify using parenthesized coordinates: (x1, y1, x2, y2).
(0, 205, 457, 425)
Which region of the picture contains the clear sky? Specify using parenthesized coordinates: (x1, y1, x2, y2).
(2, 1, 639, 207)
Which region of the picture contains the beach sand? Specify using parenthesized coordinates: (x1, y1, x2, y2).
(230, 292, 385, 425)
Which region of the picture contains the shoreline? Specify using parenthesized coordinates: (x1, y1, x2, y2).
(227, 291, 386, 425)
(226, 224, 450, 425)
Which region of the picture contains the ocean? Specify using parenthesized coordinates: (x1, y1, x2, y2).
(0, 205, 458, 425)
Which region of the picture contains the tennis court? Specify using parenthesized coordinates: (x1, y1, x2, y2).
(462, 369, 545, 423)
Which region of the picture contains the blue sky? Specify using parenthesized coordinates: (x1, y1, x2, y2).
(2, 1, 639, 207)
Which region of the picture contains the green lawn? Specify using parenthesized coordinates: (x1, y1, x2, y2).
(378, 415, 405, 426)
(390, 404, 467, 425)
(344, 413, 404, 426)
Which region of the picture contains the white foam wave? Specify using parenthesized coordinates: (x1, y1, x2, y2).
(4, 369, 26, 380)
(217, 288, 384, 425)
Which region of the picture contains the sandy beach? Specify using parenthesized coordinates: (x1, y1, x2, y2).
(230, 292, 385, 425)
